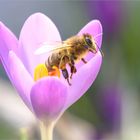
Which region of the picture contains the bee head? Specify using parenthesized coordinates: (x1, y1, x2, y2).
(83, 33, 97, 54)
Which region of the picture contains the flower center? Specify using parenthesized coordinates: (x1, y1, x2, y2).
(34, 64, 60, 81)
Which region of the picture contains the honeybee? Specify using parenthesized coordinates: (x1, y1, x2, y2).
(35, 33, 103, 85)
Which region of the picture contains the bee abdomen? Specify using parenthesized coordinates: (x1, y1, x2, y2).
(45, 56, 52, 71)
(45, 53, 61, 71)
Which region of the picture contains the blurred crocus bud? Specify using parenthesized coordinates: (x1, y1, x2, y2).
(97, 86, 121, 131)
(87, 1, 124, 38)
(91, 85, 122, 140)
(102, 86, 121, 131)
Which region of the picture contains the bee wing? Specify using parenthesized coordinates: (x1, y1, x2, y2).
(34, 44, 55, 55)
(34, 41, 65, 55)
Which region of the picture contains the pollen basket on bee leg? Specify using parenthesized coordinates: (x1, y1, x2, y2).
(48, 66, 60, 78)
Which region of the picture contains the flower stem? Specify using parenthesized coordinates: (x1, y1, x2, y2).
(39, 121, 54, 140)
(20, 127, 29, 140)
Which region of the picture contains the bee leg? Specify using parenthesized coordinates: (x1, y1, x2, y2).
(69, 58, 77, 79)
(62, 68, 71, 86)
(81, 58, 87, 64)
(69, 64, 77, 79)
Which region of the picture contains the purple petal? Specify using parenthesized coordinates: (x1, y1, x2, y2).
(8, 51, 34, 110)
(0, 22, 18, 79)
(19, 13, 61, 76)
(65, 52, 102, 109)
(63, 20, 103, 109)
(30, 77, 67, 120)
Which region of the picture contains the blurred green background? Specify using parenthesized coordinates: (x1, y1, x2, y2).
(0, 1, 140, 140)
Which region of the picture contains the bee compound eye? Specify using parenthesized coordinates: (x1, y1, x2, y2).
(85, 37, 92, 46)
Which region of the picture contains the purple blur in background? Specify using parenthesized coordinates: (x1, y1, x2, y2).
(87, 1, 124, 38)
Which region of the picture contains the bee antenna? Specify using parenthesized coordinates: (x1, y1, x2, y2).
(95, 42, 104, 57)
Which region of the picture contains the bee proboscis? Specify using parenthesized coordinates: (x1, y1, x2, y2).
(34, 33, 103, 86)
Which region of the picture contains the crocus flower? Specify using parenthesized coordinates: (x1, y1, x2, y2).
(0, 13, 102, 140)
